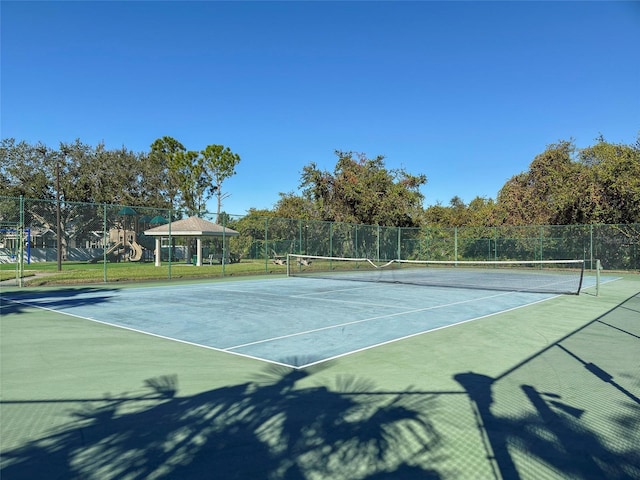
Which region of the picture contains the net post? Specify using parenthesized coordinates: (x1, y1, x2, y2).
(286, 254, 291, 276)
(595, 259, 601, 297)
(576, 259, 585, 295)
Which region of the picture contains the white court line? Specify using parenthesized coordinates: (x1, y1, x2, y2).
(285, 296, 416, 310)
(290, 283, 388, 297)
(225, 290, 515, 351)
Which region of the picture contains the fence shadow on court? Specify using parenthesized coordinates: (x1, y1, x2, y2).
(455, 293, 640, 480)
(0, 287, 121, 315)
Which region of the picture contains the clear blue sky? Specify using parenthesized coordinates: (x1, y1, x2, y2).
(2, 1, 639, 216)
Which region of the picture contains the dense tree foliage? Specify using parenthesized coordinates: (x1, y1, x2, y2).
(424, 196, 498, 227)
(577, 137, 640, 224)
(0, 139, 54, 200)
(273, 193, 316, 220)
(496, 140, 581, 226)
(292, 150, 427, 227)
(0, 138, 149, 206)
(496, 138, 640, 226)
(1, 137, 241, 217)
(2, 135, 638, 228)
(424, 136, 639, 227)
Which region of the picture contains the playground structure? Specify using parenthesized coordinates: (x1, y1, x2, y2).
(88, 228, 146, 264)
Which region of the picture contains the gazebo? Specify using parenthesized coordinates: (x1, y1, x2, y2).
(144, 216, 239, 266)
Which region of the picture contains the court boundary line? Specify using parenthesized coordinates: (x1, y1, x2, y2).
(1, 275, 617, 370)
(2, 292, 554, 370)
(1, 297, 295, 369)
(294, 277, 622, 369)
(295, 295, 562, 369)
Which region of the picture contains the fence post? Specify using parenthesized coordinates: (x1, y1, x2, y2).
(539, 226, 543, 261)
(493, 227, 497, 260)
(168, 209, 173, 280)
(264, 217, 269, 273)
(454, 227, 458, 264)
(330, 222, 334, 258)
(18, 195, 24, 287)
(299, 220, 303, 255)
(222, 216, 227, 276)
(355, 224, 358, 258)
(590, 224, 594, 270)
(424, 227, 429, 260)
(103, 203, 108, 283)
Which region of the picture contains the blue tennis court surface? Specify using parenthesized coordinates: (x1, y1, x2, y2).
(4, 275, 606, 368)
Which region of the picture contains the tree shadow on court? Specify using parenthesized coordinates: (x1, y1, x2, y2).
(1, 366, 443, 479)
(3, 295, 638, 479)
(455, 293, 640, 480)
(0, 287, 121, 315)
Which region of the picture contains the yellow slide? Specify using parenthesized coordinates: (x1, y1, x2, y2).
(129, 241, 144, 262)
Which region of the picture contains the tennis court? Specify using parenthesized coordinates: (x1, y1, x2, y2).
(1, 268, 602, 369)
(1, 270, 639, 479)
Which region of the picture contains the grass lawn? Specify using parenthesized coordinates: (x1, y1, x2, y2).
(0, 259, 287, 286)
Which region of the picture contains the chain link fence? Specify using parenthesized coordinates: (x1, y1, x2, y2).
(1, 196, 638, 284)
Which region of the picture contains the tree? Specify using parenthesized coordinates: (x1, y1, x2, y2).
(230, 208, 274, 259)
(148, 139, 241, 219)
(423, 202, 452, 226)
(578, 136, 640, 224)
(273, 192, 316, 220)
(496, 140, 583, 225)
(171, 149, 205, 216)
(3, 137, 243, 220)
(447, 196, 468, 227)
(200, 144, 241, 222)
(61, 140, 149, 206)
(1, 138, 159, 207)
(466, 196, 499, 226)
(0, 139, 54, 200)
(149, 136, 186, 209)
(496, 137, 640, 226)
(299, 151, 427, 227)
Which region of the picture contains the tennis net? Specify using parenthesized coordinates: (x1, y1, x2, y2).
(287, 254, 586, 295)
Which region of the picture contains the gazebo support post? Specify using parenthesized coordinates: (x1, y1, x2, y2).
(196, 237, 202, 266)
(155, 238, 161, 267)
